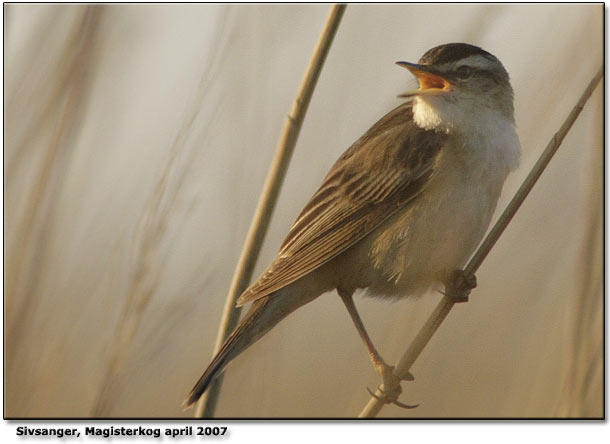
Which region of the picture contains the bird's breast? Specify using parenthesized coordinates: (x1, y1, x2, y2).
(357, 123, 520, 299)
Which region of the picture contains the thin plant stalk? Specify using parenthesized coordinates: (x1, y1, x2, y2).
(89, 9, 235, 415)
(359, 66, 603, 418)
(5, 6, 104, 377)
(196, 4, 347, 417)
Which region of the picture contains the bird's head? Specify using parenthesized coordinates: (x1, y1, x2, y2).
(397, 43, 515, 132)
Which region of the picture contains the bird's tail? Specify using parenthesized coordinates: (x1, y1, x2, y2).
(184, 286, 318, 409)
(183, 297, 270, 408)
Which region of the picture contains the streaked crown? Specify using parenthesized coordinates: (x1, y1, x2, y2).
(418, 43, 514, 121)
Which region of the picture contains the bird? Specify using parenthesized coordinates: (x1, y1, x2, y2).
(185, 42, 521, 409)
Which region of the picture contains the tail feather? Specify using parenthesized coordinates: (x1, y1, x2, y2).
(184, 280, 323, 409)
(183, 351, 228, 408)
(183, 298, 270, 408)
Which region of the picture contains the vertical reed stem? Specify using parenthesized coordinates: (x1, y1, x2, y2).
(196, 4, 347, 417)
(359, 66, 603, 418)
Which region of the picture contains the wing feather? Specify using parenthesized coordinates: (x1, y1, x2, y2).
(236, 103, 447, 306)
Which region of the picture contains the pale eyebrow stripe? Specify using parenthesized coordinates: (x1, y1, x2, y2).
(436, 55, 494, 71)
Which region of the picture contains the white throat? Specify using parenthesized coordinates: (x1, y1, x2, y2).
(412, 97, 450, 132)
(412, 96, 521, 173)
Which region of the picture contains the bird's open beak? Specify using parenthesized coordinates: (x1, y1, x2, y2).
(396, 61, 453, 98)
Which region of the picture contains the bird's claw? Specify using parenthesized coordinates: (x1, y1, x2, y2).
(443, 269, 477, 303)
(366, 386, 419, 410)
(368, 363, 418, 409)
(393, 399, 420, 410)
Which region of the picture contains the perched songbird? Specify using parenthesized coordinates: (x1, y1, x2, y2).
(185, 43, 521, 408)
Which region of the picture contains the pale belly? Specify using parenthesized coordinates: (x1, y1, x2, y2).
(333, 147, 508, 299)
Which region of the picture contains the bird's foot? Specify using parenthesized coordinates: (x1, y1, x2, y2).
(367, 362, 418, 409)
(443, 269, 477, 303)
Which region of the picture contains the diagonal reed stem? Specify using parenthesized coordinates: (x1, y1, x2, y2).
(359, 66, 603, 418)
(196, 4, 347, 417)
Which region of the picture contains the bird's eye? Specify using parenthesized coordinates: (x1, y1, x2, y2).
(456, 65, 473, 79)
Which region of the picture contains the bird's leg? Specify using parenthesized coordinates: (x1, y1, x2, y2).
(338, 288, 414, 404)
(444, 269, 477, 303)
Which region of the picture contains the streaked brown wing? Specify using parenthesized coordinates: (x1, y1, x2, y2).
(236, 103, 447, 306)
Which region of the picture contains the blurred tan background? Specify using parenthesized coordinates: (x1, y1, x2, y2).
(3, 4, 603, 418)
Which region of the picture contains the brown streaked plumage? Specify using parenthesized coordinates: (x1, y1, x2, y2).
(237, 103, 446, 306)
(185, 102, 445, 408)
(185, 43, 521, 410)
